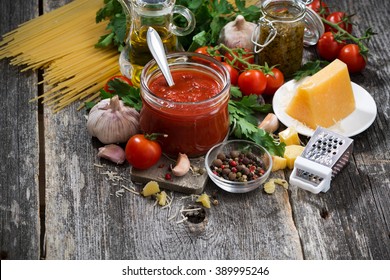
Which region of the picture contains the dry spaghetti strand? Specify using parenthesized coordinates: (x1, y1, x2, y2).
(0, 0, 121, 111)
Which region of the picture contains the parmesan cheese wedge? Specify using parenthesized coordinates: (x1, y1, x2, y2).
(286, 59, 356, 129)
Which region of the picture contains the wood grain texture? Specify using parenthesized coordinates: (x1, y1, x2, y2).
(1, 0, 389, 260)
(0, 0, 41, 260)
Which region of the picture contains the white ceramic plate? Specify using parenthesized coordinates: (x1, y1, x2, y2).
(272, 80, 377, 137)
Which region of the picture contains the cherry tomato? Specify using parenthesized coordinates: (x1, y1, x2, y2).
(316, 32, 346, 61)
(325, 12, 353, 34)
(237, 69, 267, 96)
(337, 44, 366, 73)
(306, 0, 330, 18)
(224, 48, 255, 71)
(125, 134, 162, 170)
(194, 46, 222, 61)
(264, 68, 285, 95)
(221, 62, 239, 85)
(103, 75, 133, 93)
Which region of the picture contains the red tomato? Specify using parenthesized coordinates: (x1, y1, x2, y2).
(221, 62, 239, 85)
(237, 70, 267, 96)
(325, 12, 353, 34)
(307, 0, 330, 18)
(264, 68, 285, 95)
(125, 134, 162, 170)
(194, 46, 222, 61)
(337, 44, 367, 73)
(224, 48, 255, 71)
(103, 75, 133, 93)
(316, 32, 346, 61)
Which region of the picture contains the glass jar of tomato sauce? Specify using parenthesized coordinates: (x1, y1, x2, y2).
(139, 52, 231, 158)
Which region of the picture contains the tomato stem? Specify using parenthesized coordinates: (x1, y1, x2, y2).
(321, 17, 375, 57)
(144, 133, 168, 141)
(214, 44, 264, 71)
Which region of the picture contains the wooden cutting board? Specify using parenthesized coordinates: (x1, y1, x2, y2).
(130, 155, 208, 194)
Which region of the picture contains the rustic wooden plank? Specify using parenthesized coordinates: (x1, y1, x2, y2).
(287, 0, 390, 259)
(0, 0, 41, 260)
(130, 155, 208, 194)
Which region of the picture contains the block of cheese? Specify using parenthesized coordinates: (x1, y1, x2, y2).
(285, 59, 356, 129)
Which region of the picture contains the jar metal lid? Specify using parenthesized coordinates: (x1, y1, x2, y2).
(251, 1, 325, 51)
(303, 6, 325, 46)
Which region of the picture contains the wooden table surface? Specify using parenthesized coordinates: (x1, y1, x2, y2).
(1, 0, 389, 260)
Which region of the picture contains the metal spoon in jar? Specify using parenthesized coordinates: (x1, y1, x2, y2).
(146, 27, 175, 87)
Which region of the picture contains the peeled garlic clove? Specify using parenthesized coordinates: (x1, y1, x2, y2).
(218, 15, 257, 50)
(258, 113, 279, 133)
(87, 95, 140, 144)
(97, 144, 126, 164)
(172, 153, 191, 177)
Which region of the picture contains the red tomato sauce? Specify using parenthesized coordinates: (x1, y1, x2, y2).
(148, 70, 221, 102)
(140, 68, 230, 157)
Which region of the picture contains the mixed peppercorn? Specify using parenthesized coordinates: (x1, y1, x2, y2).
(210, 150, 266, 182)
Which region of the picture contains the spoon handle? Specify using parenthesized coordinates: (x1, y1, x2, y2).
(146, 27, 175, 87)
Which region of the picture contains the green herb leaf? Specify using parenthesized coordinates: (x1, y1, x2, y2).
(95, 0, 126, 51)
(293, 60, 329, 81)
(107, 79, 142, 111)
(228, 96, 283, 156)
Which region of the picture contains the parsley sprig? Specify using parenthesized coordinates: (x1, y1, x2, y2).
(229, 88, 285, 157)
(95, 0, 127, 51)
(85, 79, 142, 111)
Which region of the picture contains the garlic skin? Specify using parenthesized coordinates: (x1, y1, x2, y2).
(172, 153, 191, 177)
(97, 144, 126, 164)
(87, 95, 140, 144)
(218, 15, 257, 50)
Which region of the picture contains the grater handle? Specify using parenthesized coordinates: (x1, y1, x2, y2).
(289, 156, 332, 194)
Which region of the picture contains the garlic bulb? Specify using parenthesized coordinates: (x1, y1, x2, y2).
(218, 15, 257, 50)
(87, 95, 140, 144)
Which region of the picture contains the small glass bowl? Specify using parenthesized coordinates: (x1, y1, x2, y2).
(205, 140, 273, 193)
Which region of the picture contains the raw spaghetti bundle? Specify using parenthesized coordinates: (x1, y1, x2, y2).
(0, 0, 121, 112)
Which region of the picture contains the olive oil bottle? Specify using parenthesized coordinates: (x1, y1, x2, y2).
(118, 0, 195, 87)
(128, 25, 177, 86)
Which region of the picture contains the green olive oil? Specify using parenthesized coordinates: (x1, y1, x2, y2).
(128, 25, 177, 86)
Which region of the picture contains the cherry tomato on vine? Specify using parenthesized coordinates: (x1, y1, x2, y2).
(125, 134, 163, 170)
(264, 68, 284, 95)
(337, 44, 366, 73)
(194, 46, 222, 61)
(237, 69, 267, 96)
(316, 32, 346, 61)
(306, 0, 330, 18)
(221, 62, 239, 85)
(224, 48, 255, 71)
(103, 75, 133, 93)
(325, 12, 353, 34)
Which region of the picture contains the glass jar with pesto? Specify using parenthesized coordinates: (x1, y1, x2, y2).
(253, 0, 323, 77)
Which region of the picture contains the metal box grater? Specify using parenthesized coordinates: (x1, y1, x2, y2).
(289, 127, 354, 194)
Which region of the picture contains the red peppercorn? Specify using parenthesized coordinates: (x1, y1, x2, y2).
(229, 160, 237, 167)
(165, 173, 172, 180)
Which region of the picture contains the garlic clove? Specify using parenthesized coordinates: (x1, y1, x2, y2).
(258, 113, 279, 133)
(171, 153, 191, 177)
(97, 144, 126, 164)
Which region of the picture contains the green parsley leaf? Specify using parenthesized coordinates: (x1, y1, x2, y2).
(95, 0, 126, 51)
(293, 60, 329, 81)
(228, 95, 284, 156)
(107, 79, 143, 111)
